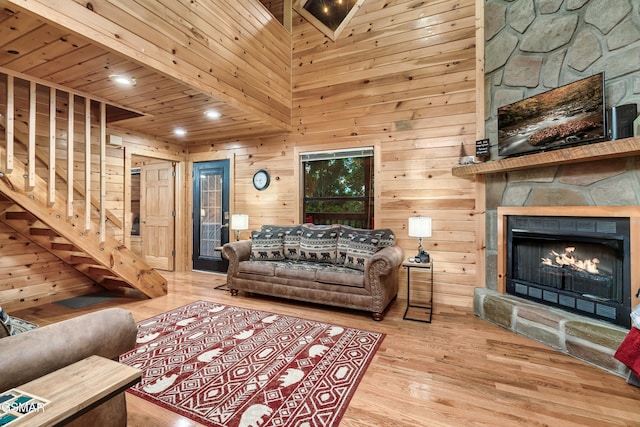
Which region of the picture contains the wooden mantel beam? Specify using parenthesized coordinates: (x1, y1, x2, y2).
(452, 136, 640, 177)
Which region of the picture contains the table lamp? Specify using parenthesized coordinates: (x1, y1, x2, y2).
(408, 216, 432, 263)
(231, 214, 249, 241)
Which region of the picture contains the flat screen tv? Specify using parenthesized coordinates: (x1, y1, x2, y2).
(497, 73, 606, 157)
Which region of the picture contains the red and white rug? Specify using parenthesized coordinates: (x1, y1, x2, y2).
(120, 301, 384, 427)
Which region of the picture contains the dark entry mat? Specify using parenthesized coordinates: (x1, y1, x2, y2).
(54, 291, 118, 309)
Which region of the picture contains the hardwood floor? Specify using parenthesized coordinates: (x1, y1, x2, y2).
(12, 271, 640, 426)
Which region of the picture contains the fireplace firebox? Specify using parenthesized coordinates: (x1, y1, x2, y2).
(506, 215, 631, 328)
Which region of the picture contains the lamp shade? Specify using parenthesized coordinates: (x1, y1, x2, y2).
(408, 216, 432, 238)
(231, 214, 249, 231)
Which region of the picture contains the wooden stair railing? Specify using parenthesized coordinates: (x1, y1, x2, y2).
(0, 116, 123, 229)
(0, 158, 167, 298)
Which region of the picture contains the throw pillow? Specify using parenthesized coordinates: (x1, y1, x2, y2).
(337, 225, 363, 265)
(337, 226, 395, 262)
(299, 224, 340, 264)
(0, 308, 37, 336)
(371, 228, 395, 248)
(283, 226, 303, 260)
(250, 231, 285, 261)
(0, 306, 13, 336)
(260, 225, 284, 234)
(262, 225, 303, 260)
(344, 233, 380, 271)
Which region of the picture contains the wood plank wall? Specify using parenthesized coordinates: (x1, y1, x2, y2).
(189, 0, 479, 307)
(0, 222, 98, 311)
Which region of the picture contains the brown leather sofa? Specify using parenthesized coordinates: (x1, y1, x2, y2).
(223, 224, 404, 320)
(0, 308, 138, 426)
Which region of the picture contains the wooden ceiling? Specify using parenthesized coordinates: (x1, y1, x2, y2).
(0, 2, 292, 145)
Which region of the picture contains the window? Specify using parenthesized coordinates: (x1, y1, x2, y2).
(293, 0, 366, 41)
(302, 148, 374, 229)
(131, 169, 141, 236)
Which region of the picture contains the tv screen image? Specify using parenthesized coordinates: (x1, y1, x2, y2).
(497, 73, 606, 157)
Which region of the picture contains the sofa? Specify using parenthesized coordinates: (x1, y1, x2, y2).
(223, 224, 404, 320)
(0, 307, 138, 426)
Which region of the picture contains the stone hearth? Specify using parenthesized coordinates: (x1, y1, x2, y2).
(474, 288, 629, 377)
(480, 206, 640, 377)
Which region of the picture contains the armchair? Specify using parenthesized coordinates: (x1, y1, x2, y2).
(0, 308, 138, 426)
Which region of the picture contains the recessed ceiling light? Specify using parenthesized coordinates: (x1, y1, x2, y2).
(173, 128, 187, 137)
(109, 74, 136, 86)
(204, 110, 221, 119)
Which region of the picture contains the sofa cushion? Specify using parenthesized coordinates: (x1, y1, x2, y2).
(344, 234, 380, 271)
(250, 231, 285, 261)
(238, 259, 364, 286)
(299, 224, 340, 264)
(315, 265, 365, 288)
(275, 262, 318, 281)
(262, 225, 303, 261)
(272, 261, 364, 287)
(238, 260, 276, 276)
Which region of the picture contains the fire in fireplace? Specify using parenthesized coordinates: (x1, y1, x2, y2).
(506, 216, 631, 328)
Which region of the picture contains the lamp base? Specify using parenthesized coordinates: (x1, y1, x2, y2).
(415, 250, 430, 263)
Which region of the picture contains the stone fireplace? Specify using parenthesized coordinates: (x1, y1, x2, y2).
(475, 0, 640, 378)
(474, 206, 640, 377)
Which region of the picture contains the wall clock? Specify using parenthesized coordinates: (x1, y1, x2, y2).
(252, 169, 270, 191)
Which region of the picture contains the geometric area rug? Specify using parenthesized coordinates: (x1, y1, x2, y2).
(119, 301, 384, 427)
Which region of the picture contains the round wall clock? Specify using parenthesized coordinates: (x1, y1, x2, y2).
(252, 169, 270, 191)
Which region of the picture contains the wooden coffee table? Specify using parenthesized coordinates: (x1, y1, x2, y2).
(5, 354, 141, 426)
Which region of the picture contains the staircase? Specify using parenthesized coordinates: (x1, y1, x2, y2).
(0, 158, 167, 298)
(0, 73, 167, 303)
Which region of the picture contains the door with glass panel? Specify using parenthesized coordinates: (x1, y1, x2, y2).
(192, 160, 230, 272)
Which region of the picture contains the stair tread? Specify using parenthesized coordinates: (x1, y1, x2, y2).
(5, 211, 33, 220)
(0, 160, 167, 298)
(51, 242, 76, 251)
(30, 228, 59, 237)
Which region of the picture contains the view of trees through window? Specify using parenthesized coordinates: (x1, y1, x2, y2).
(303, 152, 374, 229)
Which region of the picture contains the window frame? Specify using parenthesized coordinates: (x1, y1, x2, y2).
(130, 168, 141, 236)
(293, 0, 366, 41)
(297, 145, 380, 228)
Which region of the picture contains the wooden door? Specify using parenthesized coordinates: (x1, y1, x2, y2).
(140, 162, 175, 270)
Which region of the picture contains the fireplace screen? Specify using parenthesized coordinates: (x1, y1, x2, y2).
(506, 216, 631, 327)
(514, 239, 621, 301)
